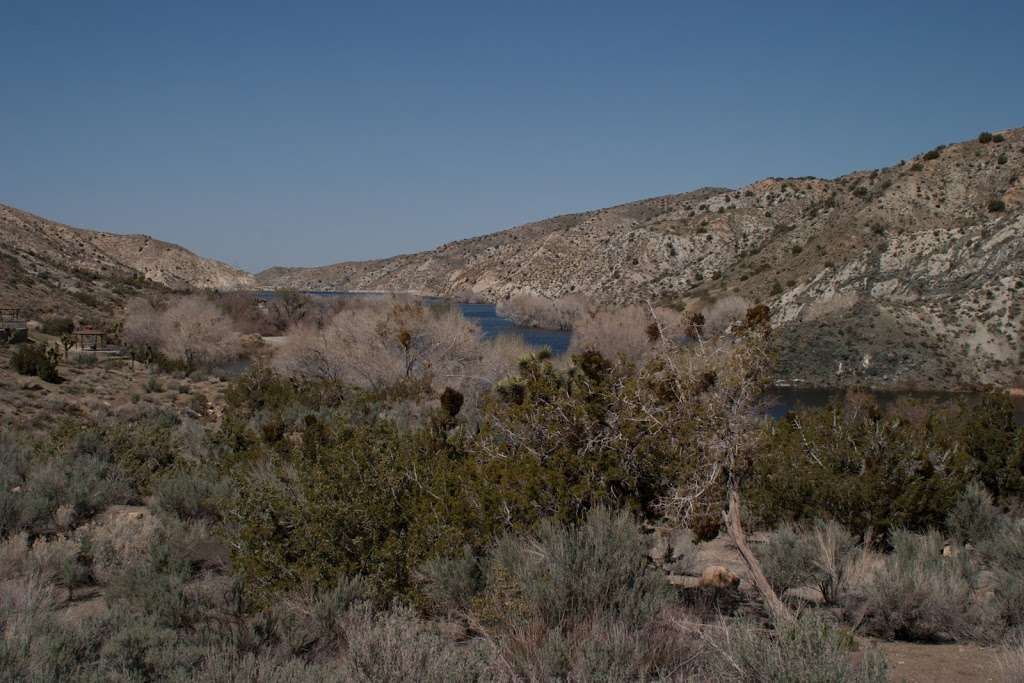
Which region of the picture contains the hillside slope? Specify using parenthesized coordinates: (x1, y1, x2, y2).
(0, 203, 256, 320)
(258, 128, 1024, 390)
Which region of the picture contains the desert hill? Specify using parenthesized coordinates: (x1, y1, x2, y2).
(0, 203, 256, 319)
(258, 128, 1024, 389)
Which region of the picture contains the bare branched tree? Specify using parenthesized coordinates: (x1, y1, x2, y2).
(123, 295, 241, 369)
(569, 305, 687, 363)
(495, 293, 589, 331)
(274, 302, 528, 412)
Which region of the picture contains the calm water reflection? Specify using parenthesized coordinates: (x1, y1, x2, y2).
(457, 302, 571, 354)
(767, 387, 1024, 425)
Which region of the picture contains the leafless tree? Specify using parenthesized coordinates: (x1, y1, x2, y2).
(123, 295, 241, 369)
(496, 294, 589, 330)
(569, 305, 687, 363)
(121, 297, 163, 350)
(700, 295, 752, 337)
(160, 296, 241, 369)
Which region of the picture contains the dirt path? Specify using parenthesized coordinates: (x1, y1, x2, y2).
(877, 641, 1003, 682)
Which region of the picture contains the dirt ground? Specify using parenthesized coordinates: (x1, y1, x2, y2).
(878, 641, 1003, 682)
(0, 335, 229, 431)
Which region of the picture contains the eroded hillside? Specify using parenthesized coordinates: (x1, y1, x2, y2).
(0, 203, 256, 319)
(258, 128, 1024, 389)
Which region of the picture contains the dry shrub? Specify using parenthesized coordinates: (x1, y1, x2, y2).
(0, 533, 90, 601)
(861, 529, 988, 642)
(999, 634, 1024, 683)
(84, 507, 160, 584)
(701, 295, 752, 337)
(0, 574, 61, 642)
(980, 518, 1024, 633)
(335, 604, 489, 682)
(756, 520, 857, 605)
(496, 293, 589, 330)
(153, 468, 230, 522)
(421, 507, 696, 680)
(123, 295, 242, 368)
(697, 613, 888, 682)
(569, 305, 686, 363)
(0, 532, 31, 580)
(947, 482, 1003, 546)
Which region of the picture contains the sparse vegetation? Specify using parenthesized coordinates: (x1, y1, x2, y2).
(1, 127, 1024, 679)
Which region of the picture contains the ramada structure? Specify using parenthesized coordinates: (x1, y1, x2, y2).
(74, 327, 108, 352)
(0, 307, 28, 343)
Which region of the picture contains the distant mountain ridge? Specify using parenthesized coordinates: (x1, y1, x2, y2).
(257, 128, 1024, 390)
(0, 203, 255, 319)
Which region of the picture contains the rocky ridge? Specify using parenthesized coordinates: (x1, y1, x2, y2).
(258, 128, 1024, 389)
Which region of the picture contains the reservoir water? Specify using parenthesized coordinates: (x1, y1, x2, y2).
(457, 302, 571, 354)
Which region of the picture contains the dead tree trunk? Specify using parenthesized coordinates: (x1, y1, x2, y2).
(724, 487, 794, 624)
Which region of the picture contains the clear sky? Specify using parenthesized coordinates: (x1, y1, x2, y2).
(2, 1, 1022, 272)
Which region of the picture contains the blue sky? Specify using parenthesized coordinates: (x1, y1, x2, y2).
(2, 0, 1022, 272)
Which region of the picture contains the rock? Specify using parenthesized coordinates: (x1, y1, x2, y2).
(699, 565, 740, 589)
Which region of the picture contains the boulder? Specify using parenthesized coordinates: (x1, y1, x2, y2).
(699, 565, 740, 589)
